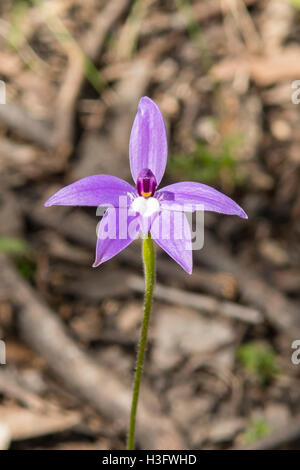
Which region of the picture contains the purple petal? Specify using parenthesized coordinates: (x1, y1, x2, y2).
(157, 182, 247, 218)
(93, 208, 140, 266)
(45, 175, 137, 207)
(150, 209, 193, 274)
(136, 213, 160, 236)
(129, 97, 168, 186)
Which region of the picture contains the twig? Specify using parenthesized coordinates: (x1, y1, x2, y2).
(0, 369, 51, 411)
(210, 47, 300, 86)
(198, 236, 300, 337)
(128, 275, 263, 324)
(0, 103, 53, 150)
(0, 406, 81, 442)
(222, 0, 262, 54)
(140, 0, 258, 37)
(115, 0, 152, 60)
(0, 424, 10, 450)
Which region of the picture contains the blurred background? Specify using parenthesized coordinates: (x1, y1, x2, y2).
(0, 0, 300, 450)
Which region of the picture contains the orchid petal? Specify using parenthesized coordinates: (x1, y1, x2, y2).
(150, 210, 193, 274)
(45, 175, 137, 208)
(157, 182, 247, 218)
(136, 213, 160, 236)
(129, 97, 168, 186)
(93, 208, 140, 266)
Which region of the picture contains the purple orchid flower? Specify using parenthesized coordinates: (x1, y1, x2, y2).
(45, 97, 247, 274)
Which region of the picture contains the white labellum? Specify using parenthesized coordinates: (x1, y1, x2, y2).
(131, 196, 160, 217)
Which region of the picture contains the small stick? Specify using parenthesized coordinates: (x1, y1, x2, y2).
(128, 275, 263, 325)
(0, 103, 53, 150)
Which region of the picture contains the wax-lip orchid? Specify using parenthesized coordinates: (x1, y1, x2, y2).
(45, 96, 247, 274)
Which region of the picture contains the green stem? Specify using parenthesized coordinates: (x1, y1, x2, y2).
(127, 233, 155, 450)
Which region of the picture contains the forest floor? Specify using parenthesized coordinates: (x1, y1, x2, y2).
(0, 0, 300, 450)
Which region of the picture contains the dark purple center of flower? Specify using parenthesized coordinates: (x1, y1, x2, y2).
(136, 169, 157, 198)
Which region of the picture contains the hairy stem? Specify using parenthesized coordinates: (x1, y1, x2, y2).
(127, 233, 155, 450)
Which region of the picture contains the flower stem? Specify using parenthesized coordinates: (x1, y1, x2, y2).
(127, 233, 155, 450)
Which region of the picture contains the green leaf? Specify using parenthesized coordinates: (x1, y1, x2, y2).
(286, 0, 300, 10)
(168, 134, 243, 186)
(236, 342, 279, 385)
(242, 418, 272, 445)
(0, 236, 30, 255)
